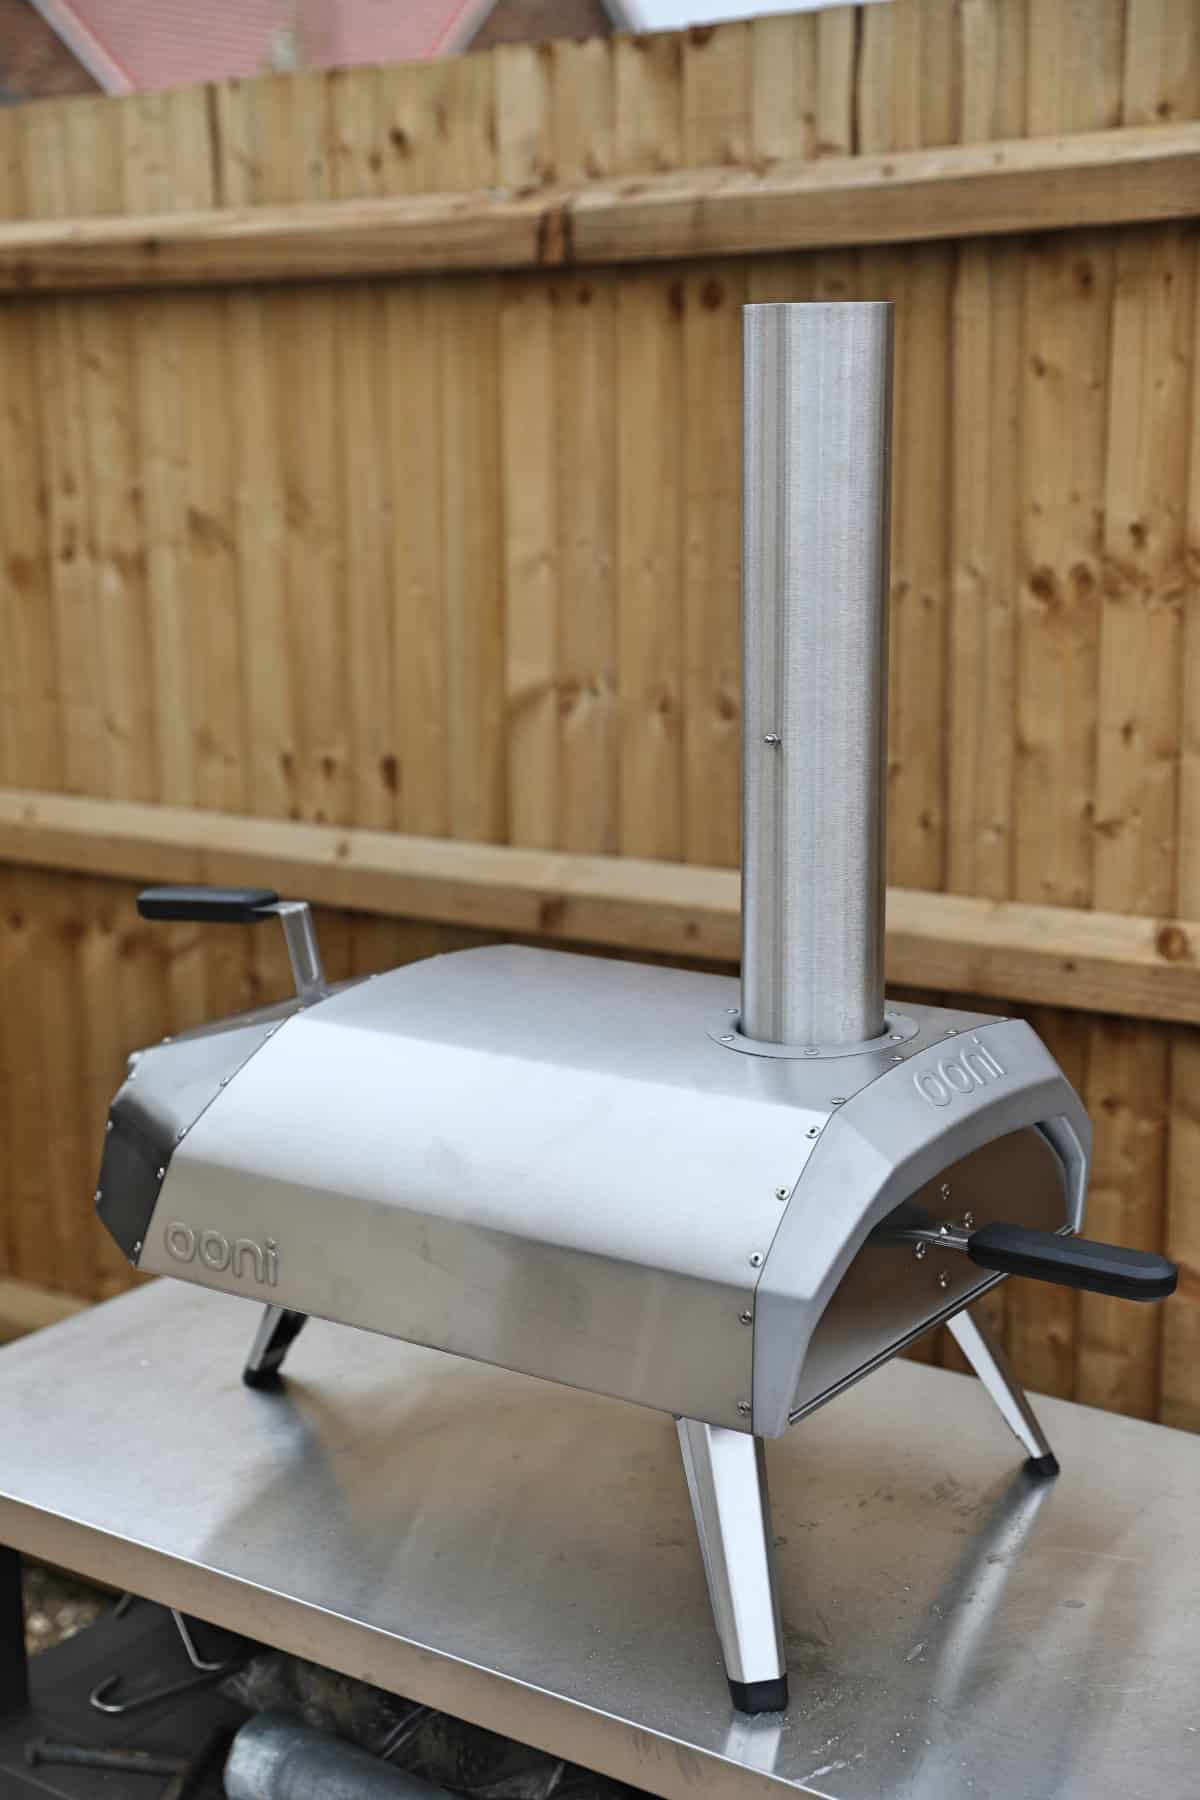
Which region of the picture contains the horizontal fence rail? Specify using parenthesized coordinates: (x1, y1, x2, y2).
(2, 790, 1199, 1026)
(0, 124, 1194, 292)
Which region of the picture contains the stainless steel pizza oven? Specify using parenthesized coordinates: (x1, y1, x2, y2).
(95, 304, 1176, 1715)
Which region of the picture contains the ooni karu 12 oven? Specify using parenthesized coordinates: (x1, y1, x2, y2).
(94, 304, 1176, 1715)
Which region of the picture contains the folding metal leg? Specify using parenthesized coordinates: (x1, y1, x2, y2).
(676, 1419, 788, 1714)
(948, 1307, 1059, 1477)
(243, 1305, 308, 1388)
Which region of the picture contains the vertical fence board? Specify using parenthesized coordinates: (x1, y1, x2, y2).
(329, 69, 396, 838)
(552, 40, 618, 855)
(680, 25, 749, 869)
(1081, 1018, 1168, 1415)
(614, 34, 685, 861)
(217, 79, 295, 832)
(496, 46, 558, 852)
(376, 62, 451, 842)
(1163, 1029, 1200, 1429)
(942, 0, 1030, 1372)
(1122, 0, 1200, 123)
(1012, 1007, 1088, 1399)
(435, 55, 506, 845)
(1165, 216, 1200, 1427)
(271, 75, 350, 833)
(0, 301, 57, 795)
(748, 11, 817, 165)
(22, 104, 106, 803)
(15, 104, 121, 1299)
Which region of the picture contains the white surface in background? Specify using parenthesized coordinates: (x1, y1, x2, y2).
(617, 0, 890, 25)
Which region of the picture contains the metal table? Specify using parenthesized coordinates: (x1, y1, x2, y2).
(0, 1284, 1195, 1799)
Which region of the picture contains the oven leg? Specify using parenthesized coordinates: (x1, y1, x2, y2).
(243, 1304, 308, 1388)
(948, 1308, 1059, 1477)
(676, 1419, 788, 1714)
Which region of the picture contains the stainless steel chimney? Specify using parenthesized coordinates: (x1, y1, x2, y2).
(740, 303, 892, 1048)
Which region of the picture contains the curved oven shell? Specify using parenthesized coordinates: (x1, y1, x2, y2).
(108, 946, 1089, 1436)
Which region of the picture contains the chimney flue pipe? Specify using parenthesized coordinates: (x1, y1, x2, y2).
(739, 302, 893, 1048)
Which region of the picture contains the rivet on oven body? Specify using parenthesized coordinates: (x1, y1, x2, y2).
(739, 1310, 753, 1325)
(775, 1187, 789, 1201)
(737, 1401, 752, 1416)
(749, 1252, 764, 1268)
(937, 1271, 951, 1289)
(962, 1212, 975, 1230)
(763, 733, 781, 746)
(914, 1243, 927, 1260)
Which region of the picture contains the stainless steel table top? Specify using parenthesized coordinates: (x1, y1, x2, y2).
(0, 1283, 1195, 1800)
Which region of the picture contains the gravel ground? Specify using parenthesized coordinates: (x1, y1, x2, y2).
(22, 1562, 109, 1655)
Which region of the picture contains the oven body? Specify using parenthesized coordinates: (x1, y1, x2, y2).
(101, 943, 1087, 1439)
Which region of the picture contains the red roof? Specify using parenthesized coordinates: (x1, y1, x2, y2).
(31, 0, 497, 95)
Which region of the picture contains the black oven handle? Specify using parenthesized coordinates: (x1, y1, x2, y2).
(965, 1224, 1177, 1302)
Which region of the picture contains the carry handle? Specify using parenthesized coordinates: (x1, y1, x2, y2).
(136, 886, 324, 1001)
(137, 886, 280, 924)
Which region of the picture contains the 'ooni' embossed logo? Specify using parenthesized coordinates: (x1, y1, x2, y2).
(913, 1040, 1005, 1109)
(164, 1221, 278, 1287)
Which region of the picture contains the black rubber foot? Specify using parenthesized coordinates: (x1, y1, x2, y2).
(728, 1675, 789, 1715)
(242, 1366, 285, 1390)
(1025, 1452, 1061, 1479)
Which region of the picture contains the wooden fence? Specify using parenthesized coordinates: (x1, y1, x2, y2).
(1, 0, 1199, 1431)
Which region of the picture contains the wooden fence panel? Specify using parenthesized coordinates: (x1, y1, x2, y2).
(0, 0, 1198, 1427)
